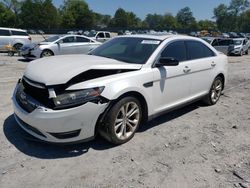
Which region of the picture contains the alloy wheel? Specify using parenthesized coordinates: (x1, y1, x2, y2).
(114, 102, 140, 140)
(211, 79, 222, 103)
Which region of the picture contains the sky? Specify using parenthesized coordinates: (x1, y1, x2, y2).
(53, 0, 231, 21)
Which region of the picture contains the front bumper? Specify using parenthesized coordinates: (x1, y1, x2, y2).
(21, 49, 39, 59)
(228, 48, 241, 55)
(12, 85, 108, 143)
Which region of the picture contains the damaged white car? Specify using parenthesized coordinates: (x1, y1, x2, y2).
(12, 35, 228, 144)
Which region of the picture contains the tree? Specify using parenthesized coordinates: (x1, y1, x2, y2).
(110, 8, 140, 29)
(176, 7, 197, 31)
(198, 20, 217, 30)
(228, 0, 250, 16)
(238, 9, 250, 32)
(0, 2, 16, 27)
(163, 13, 178, 30)
(213, 4, 232, 31)
(145, 14, 164, 30)
(60, 0, 94, 29)
(19, 0, 59, 29)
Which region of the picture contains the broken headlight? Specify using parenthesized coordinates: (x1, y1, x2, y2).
(53, 87, 104, 109)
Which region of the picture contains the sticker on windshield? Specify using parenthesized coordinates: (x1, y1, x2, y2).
(141, 40, 161, 45)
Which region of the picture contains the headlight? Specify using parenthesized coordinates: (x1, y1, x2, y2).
(53, 86, 104, 109)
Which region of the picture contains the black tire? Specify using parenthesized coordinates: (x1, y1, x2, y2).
(203, 77, 223, 106)
(240, 50, 243, 56)
(13, 43, 23, 51)
(246, 50, 248, 55)
(99, 96, 142, 145)
(41, 50, 54, 58)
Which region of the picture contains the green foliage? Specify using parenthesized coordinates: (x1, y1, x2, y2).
(214, 0, 250, 32)
(176, 7, 197, 30)
(198, 20, 217, 30)
(110, 8, 140, 29)
(0, 0, 249, 32)
(19, 0, 59, 29)
(60, 0, 94, 29)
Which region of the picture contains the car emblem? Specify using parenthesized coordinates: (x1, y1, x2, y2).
(20, 92, 27, 100)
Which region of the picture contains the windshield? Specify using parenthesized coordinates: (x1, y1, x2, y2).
(87, 31, 96, 37)
(90, 37, 161, 64)
(42, 35, 60, 42)
(233, 40, 243, 45)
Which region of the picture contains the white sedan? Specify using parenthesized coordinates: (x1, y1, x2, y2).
(13, 35, 228, 144)
(21, 35, 101, 59)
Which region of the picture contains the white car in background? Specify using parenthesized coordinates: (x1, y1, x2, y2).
(13, 35, 228, 144)
(0, 27, 31, 51)
(21, 35, 101, 59)
(87, 31, 111, 42)
(228, 38, 249, 56)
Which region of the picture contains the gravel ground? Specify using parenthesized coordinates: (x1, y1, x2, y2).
(0, 52, 249, 188)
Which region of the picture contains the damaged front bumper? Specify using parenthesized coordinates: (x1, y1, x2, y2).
(12, 84, 109, 144)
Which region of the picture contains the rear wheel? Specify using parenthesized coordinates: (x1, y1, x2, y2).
(203, 77, 223, 106)
(246, 49, 248, 55)
(99, 97, 142, 144)
(41, 50, 54, 58)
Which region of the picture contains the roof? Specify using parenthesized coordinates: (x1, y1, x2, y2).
(0, 27, 27, 32)
(117, 34, 200, 41)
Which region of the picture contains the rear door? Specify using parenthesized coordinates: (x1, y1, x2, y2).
(105, 32, 111, 41)
(185, 40, 217, 98)
(0, 29, 11, 50)
(96, 32, 105, 43)
(74, 36, 92, 54)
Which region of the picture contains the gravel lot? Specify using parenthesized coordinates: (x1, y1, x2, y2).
(0, 51, 249, 188)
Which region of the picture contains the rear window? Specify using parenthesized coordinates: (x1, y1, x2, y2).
(186, 40, 215, 60)
(105, 33, 111, 38)
(217, 39, 233, 46)
(11, 30, 28, 36)
(0, 29, 10, 36)
(76, 36, 90, 43)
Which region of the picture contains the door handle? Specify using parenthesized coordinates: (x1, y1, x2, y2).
(211, 62, 216, 67)
(183, 66, 191, 73)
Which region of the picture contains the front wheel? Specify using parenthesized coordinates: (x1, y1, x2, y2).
(99, 97, 142, 145)
(41, 50, 54, 58)
(203, 77, 223, 106)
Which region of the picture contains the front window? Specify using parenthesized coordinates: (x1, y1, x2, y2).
(90, 37, 161, 64)
(233, 40, 243, 45)
(42, 35, 60, 42)
(87, 31, 96, 37)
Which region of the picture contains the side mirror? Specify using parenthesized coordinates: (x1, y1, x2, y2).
(156, 57, 179, 67)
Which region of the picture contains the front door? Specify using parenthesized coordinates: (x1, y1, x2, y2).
(152, 40, 191, 114)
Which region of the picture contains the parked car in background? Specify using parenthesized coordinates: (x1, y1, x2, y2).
(222, 33, 230, 38)
(202, 37, 233, 55)
(0, 27, 31, 51)
(87, 31, 111, 42)
(13, 35, 227, 144)
(228, 32, 239, 38)
(228, 38, 249, 56)
(21, 35, 101, 59)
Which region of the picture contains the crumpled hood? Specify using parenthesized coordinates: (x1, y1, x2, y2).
(24, 55, 142, 85)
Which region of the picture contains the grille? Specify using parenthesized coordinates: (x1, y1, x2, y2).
(22, 77, 54, 108)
